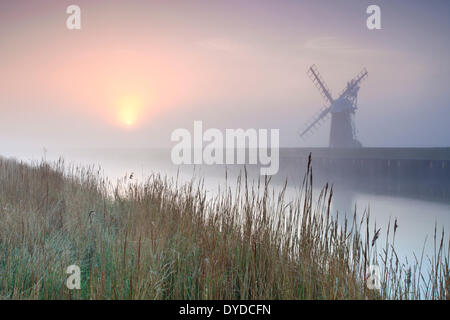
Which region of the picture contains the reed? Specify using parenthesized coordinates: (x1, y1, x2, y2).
(0, 155, 447, 299)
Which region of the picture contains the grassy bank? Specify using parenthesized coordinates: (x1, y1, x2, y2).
(0, 156, 448, 299)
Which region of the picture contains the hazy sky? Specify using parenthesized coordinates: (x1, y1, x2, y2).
(1, 0, 449, 151)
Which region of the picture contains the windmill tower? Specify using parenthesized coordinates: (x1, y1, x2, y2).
(299, 65, 368, 148)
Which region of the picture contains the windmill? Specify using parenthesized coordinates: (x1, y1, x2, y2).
(299, 65, 368, 148)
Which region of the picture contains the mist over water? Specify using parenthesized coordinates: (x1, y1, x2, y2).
(6, 146, 450, 273)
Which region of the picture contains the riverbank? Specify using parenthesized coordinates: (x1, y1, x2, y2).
(0, 156, 447, 299)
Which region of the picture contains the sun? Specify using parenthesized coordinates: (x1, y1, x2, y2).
(117, 95, 143, 127)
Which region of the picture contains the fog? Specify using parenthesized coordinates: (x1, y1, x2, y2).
(1, 0, 449, 153)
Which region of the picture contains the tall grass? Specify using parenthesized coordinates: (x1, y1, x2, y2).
(0, 155, 448, 299)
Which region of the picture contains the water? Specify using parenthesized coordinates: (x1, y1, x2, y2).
(5, 147, 450, 273)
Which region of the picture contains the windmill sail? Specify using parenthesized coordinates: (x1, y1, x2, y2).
(337, 68, 368, 100)
(299, 105, 331, 138)
(307, 64, 334, 104)
(300, 65, 334, 138)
